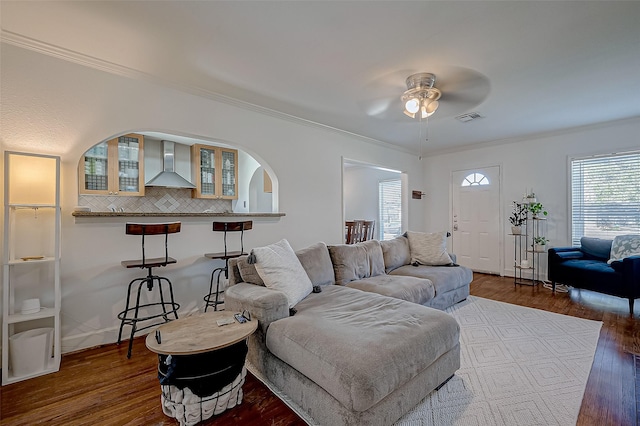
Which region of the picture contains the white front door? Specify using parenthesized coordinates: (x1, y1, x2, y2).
(452, 166, 501, 274)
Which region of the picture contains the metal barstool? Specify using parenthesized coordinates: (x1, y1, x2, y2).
(117, 222, 181, 358)
(204, 221, 253, 311)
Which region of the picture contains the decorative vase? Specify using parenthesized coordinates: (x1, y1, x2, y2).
(511, 226, 522, 235)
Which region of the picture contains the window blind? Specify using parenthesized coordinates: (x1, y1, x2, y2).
(379, 179, 402, 241)
(571, 152, 640, 245)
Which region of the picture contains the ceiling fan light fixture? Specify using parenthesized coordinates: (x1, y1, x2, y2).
(401, 73, 442, 119)
(405, 98, 420, 114)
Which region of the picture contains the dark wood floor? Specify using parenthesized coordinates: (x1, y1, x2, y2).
(1, 274, 638, 425)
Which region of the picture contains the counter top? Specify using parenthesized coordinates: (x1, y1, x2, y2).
(72, 211, 285, 218)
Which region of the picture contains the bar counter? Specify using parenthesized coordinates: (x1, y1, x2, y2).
(72, 211, 285, 218)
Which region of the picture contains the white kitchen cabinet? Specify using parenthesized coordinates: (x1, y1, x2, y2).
(2, 152, 61, 385)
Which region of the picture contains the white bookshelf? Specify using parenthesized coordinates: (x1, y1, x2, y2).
(2, 152, 61, 385)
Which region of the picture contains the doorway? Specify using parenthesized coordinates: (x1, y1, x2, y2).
(451, 166, 501, 274)
(342, 159, 406, 242)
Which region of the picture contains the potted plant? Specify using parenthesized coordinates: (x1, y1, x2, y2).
(533, 236, 549, 252)
(528, 202, 547, 218)
(509, 202, 527, 234)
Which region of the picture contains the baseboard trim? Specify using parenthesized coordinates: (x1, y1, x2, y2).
(61, 307, 204, 354)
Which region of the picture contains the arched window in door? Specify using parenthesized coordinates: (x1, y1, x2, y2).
(461, 172, 489, 186)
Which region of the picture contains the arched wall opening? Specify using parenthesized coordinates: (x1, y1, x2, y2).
(75, 130, 278, 214)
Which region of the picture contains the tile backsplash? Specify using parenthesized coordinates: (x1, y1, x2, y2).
(78, 187, 232, 213)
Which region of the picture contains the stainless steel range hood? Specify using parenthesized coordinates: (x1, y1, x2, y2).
(145, 140, 196, 189)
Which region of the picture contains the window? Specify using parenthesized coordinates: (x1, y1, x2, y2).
(461, 172, 489, 186)
(379, 179, 402, 240)
(571, 152, 640, 245)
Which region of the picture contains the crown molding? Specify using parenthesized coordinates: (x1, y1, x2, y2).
(423, 115, 640, 158)
(1, 30, 414, 156)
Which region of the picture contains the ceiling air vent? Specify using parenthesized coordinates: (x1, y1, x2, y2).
(455, 112, 483, 123)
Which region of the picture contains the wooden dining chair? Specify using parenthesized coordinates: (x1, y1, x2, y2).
(360, 220, 375, 242)
(345, 221, 355, 244)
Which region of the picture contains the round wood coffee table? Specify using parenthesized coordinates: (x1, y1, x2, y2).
(146, 311, 257, 426)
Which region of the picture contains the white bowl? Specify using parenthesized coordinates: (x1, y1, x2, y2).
(21, 298, 41, 315)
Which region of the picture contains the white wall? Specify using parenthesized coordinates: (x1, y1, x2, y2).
(343, 166, 401, 239)
(248, 167, 274, 213)
(423, 117, 640, 277)
(0, 44, 426, 352)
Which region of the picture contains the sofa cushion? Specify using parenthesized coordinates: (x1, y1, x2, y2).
(328, 240, 386, 285)
(407, 231, 453, 266)
(580, 237, 612, 260)
(253, 239, 313, 308)
(608, 234, 640, 264)
(345, 274, 434, 305)
(380, 236, 411, 273)
(265, 285, 459, 412)
(236, 242, 336, 287)
(389, 264, 473, 295)
(296, 242, 335, 286)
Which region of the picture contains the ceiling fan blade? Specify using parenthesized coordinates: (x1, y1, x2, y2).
(359, 66, 490, 120)
(358, 69, 416, 118)
(434, 67, 491, 117)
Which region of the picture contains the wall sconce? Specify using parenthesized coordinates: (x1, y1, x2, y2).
(412, 190, 426, 199)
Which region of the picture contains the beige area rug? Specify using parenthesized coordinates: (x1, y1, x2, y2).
(248, 296, 602, 426)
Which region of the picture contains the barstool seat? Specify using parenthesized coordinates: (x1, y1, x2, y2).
(204, 221, 253, 311)
(117, 222, 181, 358)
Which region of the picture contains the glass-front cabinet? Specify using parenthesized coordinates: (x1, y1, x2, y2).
(191, 144, 238, 199)
(79, 134, 144, 196)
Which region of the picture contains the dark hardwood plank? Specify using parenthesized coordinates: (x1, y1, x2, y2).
(1, 273, 637, 425)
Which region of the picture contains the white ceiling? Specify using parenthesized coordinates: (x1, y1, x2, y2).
(2, 1, 640, 155)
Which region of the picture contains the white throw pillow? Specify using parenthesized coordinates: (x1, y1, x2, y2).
(608, 234, 640, 264)
(406, 231, 453, 266)
(252, 239, 313, 308)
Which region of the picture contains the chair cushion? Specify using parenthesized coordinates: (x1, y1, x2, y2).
(580, 237, 612, 260)
(252, 239, 313, 308)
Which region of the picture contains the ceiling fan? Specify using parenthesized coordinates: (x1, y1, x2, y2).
(359, 67, 491, 121)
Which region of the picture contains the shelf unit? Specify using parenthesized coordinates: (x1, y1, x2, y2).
(512, 211, 547, 287)
(2, 152, 61, 385)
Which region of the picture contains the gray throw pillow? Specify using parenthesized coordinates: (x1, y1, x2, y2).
(237, 255, 265, 286)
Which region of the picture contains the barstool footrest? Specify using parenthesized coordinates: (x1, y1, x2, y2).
(203, 293, 225, 310)
(117, 302, 181, 322)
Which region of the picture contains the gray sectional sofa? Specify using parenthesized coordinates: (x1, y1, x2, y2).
(225, 235, 473, 425)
